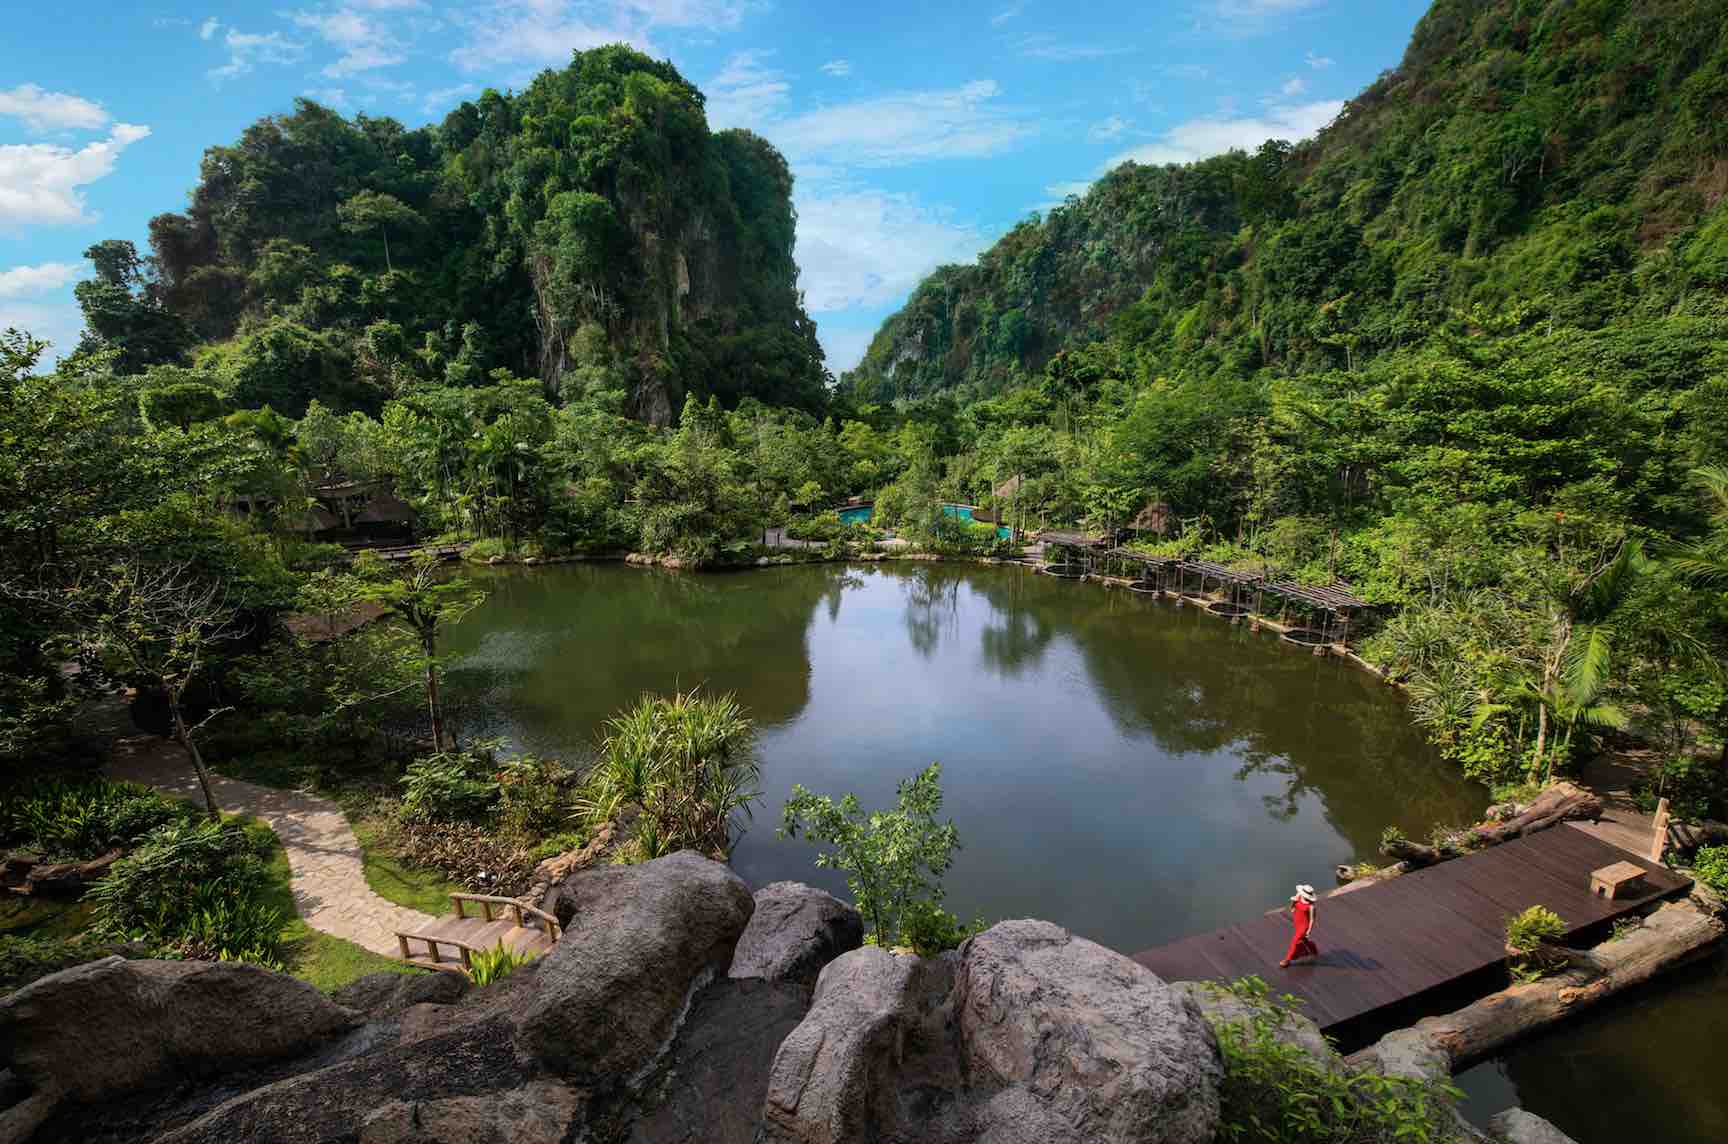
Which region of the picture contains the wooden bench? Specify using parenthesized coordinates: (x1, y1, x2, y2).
(1590, 861, 1648, 900)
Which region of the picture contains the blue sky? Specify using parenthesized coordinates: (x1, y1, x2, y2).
(0, 0, 1430, 371)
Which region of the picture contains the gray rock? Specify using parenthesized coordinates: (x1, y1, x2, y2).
(334, 969, 470, 1016)
(761, 944, 959, 1144)
(516, 850, 755, 1084)
(1488, 1107, 1582, 1144)
(358, 1080, 585, 1144)
(729, 881, 863, 990)
(952, 921, 1222, 1144)
(762, 920, 1223, 1144)
(0, 957, 357, 1104)
(629, 977, 813, 1144)
(1346, 1027, 1452, 1085)
(1171, 980, 1338, 1067)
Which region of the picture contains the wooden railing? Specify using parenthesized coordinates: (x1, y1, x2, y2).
(449, 892, 562, 939)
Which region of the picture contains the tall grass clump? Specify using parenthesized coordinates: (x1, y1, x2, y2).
(576, 690, 761, 862)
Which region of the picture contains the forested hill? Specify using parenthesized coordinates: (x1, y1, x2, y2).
(82, 46, 826, 423)
(840, 0, 1728, 404)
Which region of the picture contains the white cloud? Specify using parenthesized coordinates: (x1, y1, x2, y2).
(0, 261, 82, 298)
(0, 300, 84, 363)
(209, 30, 305, 83)
(705, 51, 791, 130)
(290, 7, 407, 77)
(305, 86, 350, 108)
(0, 123, 151, 226)
(990, 5, 1022, 25)
(1045, 180, 1091, 200)
(1105, 99, 1340, 167)
(794, 186, 987, 314)
(450, 0, 741, 71)
(768, 80, 1031, 168)
(819, 59, 851, 77)
(1305, 50, 1333, 68)
(1087, 114, 1128, 142)
(0, 85, 109, 133)
(1205, 0, 1323, 34)
(1019, 38, 1134, 62)
(199, 16, 220, 40)
(422, 83, 478, 114)
(1281, 75, 1306, 96)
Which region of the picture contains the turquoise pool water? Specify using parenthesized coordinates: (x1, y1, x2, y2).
(837, 502, 1010, 539)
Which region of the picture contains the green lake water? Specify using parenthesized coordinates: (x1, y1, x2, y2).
(443, 561, 1483, 951)
(441, 560, 1727, 1141)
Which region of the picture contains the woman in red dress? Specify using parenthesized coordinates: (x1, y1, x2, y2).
(1280, 884, 1318, 967)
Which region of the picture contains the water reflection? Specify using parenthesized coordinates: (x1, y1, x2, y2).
(443, 562, 1485, 951)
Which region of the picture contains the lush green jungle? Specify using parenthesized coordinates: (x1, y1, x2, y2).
(7, 0, 1728, 1003)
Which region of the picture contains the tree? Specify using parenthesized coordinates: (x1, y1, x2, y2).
(354, 550, 485, 751)
(73, 240, 193, 373)
(12, 561, 241, 818)
(780, 762, 962, 949)
(336, 190, 423, 273)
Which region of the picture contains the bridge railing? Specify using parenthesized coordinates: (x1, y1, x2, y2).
(449, 891, 563, 940)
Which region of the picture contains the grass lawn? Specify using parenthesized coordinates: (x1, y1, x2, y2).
(251, 818, 424, 992)
(352, 818, 465, 915)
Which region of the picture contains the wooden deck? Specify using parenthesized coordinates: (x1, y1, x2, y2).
(1130, 827, 1691, 1043)
(396, 893, 560, 975)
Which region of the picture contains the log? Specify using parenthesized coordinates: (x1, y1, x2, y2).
(1347, 902, 1725, 1077)
(1471, 782, 1601, 846)
(1378, 837, 1463, 868)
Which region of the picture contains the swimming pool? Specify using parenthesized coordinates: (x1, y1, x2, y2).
(836, 502, 1010, 539)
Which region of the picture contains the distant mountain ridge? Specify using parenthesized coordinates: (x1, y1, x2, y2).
(840, 0, 1728, 403)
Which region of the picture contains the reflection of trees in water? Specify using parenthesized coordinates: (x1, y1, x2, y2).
(955, 571, 1485, 854)
(443, 564, 845, 755)
(892, 564, 965, 659)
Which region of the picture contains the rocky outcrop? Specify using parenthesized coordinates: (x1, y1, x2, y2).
(517, 849, 755, 1083)
(762, 920, 1222, 1144)
(0, 957, 358, 1107)
(334, 969, 470, 1017)
(729, 881, 863, 991)
(356, 1080, 585, 1144)
(1488, 1108, 1582, 1144)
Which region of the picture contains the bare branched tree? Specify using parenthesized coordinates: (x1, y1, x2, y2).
(6, 560, 241, 818)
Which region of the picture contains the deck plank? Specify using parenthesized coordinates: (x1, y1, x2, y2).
(1128, 826, 1691, 1036)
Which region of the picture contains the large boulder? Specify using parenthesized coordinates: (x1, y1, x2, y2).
(729, 882, 863, 991)
(0, 957, 358, 1105)
(334, 969, 470, 1017)
(357, 1080, 586, 1144)
(629, 977, 813, 1144)
(516, 850, 755, 1083)
(1487, 1108, 1582, 1144)
(762, 920, 1222, 1144)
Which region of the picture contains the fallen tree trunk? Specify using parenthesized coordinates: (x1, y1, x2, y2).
(1348, 902, 1724, 1078)
(1471, 783, 1601, 846)
(1378, 837, 1459, 868)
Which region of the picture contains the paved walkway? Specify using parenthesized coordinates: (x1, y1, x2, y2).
(101, 708, 436, 957)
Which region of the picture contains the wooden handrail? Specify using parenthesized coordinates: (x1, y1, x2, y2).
(449, 892, 562, 939)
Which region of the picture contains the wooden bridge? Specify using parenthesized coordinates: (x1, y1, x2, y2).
(1130, 825, 1691, 1046)
(395, 892, 561, 975)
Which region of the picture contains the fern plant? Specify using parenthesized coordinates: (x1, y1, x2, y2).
(469, 940, 537, 986)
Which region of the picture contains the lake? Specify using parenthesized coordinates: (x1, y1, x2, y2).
(443, 560, 1484, 953)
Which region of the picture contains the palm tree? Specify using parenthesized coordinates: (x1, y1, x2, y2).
(1666, 465, 1728, 586)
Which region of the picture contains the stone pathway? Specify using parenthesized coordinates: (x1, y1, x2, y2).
(102, 713, 436, 957)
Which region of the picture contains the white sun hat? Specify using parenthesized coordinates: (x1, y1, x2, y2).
(1293, 884, 1316, 903)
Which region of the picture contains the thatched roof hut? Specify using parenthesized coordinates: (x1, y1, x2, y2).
(994, 474, 1023, 500)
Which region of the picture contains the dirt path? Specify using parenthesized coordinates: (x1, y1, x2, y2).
(98, 701, 436, 957)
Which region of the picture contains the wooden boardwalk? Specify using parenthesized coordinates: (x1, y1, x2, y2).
(1131, 826, 1690, 1042)
(396, 893, 561, 975)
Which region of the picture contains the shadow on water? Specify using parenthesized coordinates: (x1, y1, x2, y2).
(442, 562, 1486, 953)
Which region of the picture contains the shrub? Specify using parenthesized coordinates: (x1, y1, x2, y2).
(1, 778, 196, 860)
(85, 818, 286, 968)
(496, 755, 575, 837)
(1505, 905, 1566, 953)
(578, 691, 761, 859)
(392, 821, 539, 895)
(781, 762, 963, 949)
(530, 829, 588, 863)
(1693, 845, 1728, 896)
(1632, 756, 1728, 824)
(900, 900, 987, 956)
(400, 746, 502, 824)
(469, 940, 538, 986)
(1210, 976, 1462, 1144)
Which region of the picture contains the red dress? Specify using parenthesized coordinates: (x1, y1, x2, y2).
(1284, 900, 1318, 963)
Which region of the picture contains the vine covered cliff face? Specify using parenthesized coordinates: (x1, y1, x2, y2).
(840, 0, 1728, 404)
(144, 46, 826, 423)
